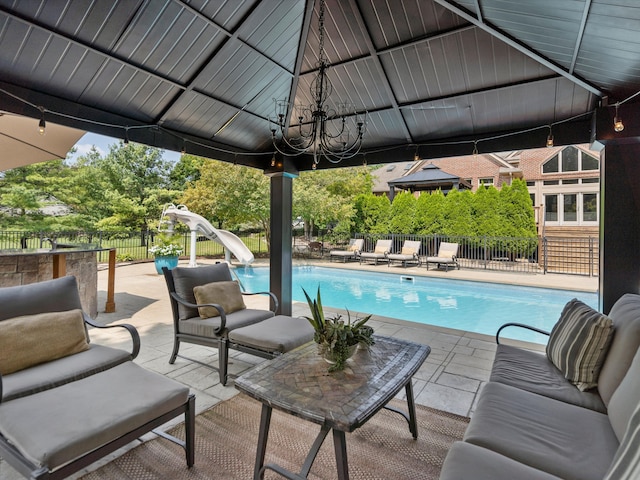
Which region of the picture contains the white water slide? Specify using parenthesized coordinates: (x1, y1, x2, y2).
(160, 204, 254, 267)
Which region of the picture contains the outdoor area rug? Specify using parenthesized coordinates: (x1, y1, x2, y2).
(80, 393, 469, 480)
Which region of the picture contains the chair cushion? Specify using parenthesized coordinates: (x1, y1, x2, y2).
(171, 264, 233, 320)
(2, 344, 131, 402)
(228, 315, 314, 353)
(193, 280, 246, 318)
(463, 382, 619, 480)
(490, 344, 606, 412)
(598, 293, 640, 406)
(608, 349, 640, 441)
(0, 309, 89, 375)
(401, 246, 415, 254)
(178, 309, 275, 337)
(0, 362, 189, 470)
(604, 401, 640, 480)
(546, 298, 614, 391)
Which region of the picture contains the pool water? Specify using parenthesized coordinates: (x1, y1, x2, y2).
(233, 266, 598, 345)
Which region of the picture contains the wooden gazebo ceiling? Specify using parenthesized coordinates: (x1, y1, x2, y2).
(0, 0, 638, 171)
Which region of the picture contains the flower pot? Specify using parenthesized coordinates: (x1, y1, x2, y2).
(154, 255, 179, 275)
(322, 344, 358, 365)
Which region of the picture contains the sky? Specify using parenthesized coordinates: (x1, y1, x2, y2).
(69, 132, 181, 163)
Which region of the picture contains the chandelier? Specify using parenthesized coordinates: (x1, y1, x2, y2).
(270, 0, 366, 169)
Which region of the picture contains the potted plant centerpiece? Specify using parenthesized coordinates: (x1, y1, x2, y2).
(303, 287, 375, 372)
(150, 233, 183, 274)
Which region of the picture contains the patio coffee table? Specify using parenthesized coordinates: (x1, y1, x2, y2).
(235, 335, 430, 480)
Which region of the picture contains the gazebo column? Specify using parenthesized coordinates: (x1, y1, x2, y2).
(593, 103, 640, 313)
(268, 168, 298, 316)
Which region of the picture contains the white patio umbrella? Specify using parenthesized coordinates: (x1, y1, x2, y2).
(0, 111, 84, 171)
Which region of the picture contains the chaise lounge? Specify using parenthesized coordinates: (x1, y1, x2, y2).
(425, 242, 460, 271)
(329, 238, 364, 262)
(360, 239, 392, 265)
(387, 240, 421, 267)
(0, 276, 195, 480)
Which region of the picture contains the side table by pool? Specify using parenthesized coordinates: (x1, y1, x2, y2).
(234, 335, 430, 480)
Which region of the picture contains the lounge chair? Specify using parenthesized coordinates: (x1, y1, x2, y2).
(387, 240, 421, 267)
(360, 239, 392, 265)
(329, 238, 364, 262)
(425, 242, 460, 271)
(163, 263, 313, 385)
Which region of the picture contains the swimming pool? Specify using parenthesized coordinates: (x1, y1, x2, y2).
(233, 265, 598, 344)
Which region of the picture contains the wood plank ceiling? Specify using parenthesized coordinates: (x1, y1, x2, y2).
(0, 0, 638, 171)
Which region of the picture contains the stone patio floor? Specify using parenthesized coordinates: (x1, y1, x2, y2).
(0, 258, 598, 479)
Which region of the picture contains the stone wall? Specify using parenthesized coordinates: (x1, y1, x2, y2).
(0, 251, 98, 317)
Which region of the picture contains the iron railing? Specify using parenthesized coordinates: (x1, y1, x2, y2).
(0, 230, 598, 276)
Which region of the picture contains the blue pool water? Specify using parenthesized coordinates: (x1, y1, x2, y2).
(233, 266, 598, 345)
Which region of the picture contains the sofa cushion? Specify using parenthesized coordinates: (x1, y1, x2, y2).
(546, 298, 614, 391)
(0, 309, 89, 375)
(440, 442, 563, 480)
(171, 263, 233, 320)
(463, 382, 619, 480)
(490, 344, 606, 412)
(598, 293, 640, 406)
(0, 362, 189, 470)
(1, 344, 131, 402)
(604, 401, 640, 480)
(608, 348, 640, 441)
(193, 280, 246, 318)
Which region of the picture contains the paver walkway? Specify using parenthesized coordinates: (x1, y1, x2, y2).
(0, 258, 598, 479)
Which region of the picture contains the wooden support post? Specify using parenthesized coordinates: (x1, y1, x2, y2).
(105, 248, 116, 313)
(52, 253, 66, 278)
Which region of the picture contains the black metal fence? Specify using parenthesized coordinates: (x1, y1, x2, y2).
(0, 229, 598, 277)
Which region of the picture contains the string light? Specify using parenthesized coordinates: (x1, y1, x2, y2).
(3, 86, 639, 164)
(124, 127, 129, 145)
(181, 140, 186, 156)
(546, 126, 554, 147)
(270, 155, 276, 167)
(414, 146, 420, 162)
(38, 107, 46, 135)
(614, 103, 624, 132)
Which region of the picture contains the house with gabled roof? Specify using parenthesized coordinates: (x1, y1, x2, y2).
(372, 144, 600, 237)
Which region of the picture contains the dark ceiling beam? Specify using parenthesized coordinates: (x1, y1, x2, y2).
(301, 116, 593, 171)
(473, 0, 483, 22)
(278, 0, 316, 133)
(0, 80, 269, 169)
(569, 0, 592, 74)
(432, 0, 604, 97)
(347, 0, 412, 143)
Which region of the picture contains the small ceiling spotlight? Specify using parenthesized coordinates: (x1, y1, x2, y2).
(614, 103, 625, 132)
(546, 126, 554, 148)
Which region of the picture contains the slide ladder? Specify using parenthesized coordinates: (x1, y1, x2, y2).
(159, 204, 254, 267)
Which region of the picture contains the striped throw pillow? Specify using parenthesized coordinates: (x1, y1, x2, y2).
(546, 298, 614, 391)
(604, 401, 640, 480)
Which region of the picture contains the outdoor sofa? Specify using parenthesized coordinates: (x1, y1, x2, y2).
(0, 276, 195, 480)
(440, 294, 640, 480)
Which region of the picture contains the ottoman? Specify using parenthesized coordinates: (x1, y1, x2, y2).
(223, 315, 314, 384)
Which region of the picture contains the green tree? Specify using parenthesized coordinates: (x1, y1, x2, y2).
(87, 142, 175, 232)
(180, 159, 271, 240)
(441, 189, 473, 237)
(353, 193, 390, 233)
(293, 167, 372, 237)
(388, 191, 416, 233)
(415, 190, 446, 234)
(169, 154, 205, 190)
